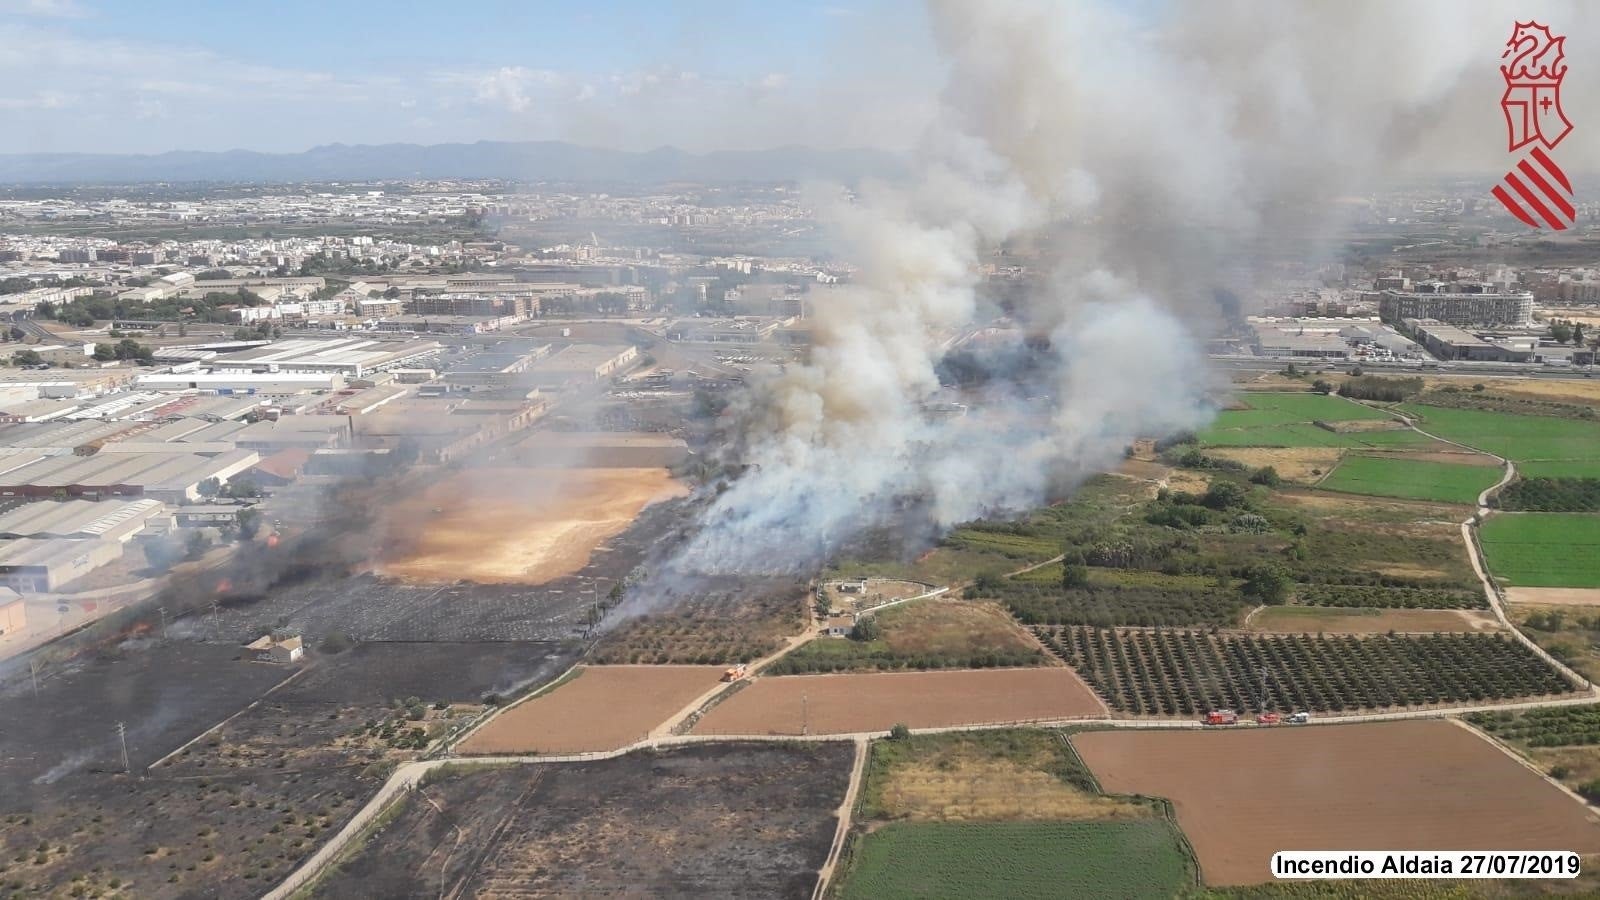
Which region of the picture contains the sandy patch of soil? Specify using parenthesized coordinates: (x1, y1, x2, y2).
(1208, 447, 1344, 483)
(377, 467, 687, 585)
(1508, 587, 1600, 607)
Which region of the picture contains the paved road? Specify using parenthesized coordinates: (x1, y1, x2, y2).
(1210, 353, 1598, 381)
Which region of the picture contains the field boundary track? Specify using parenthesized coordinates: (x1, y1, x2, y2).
(812, 736, 867, 900)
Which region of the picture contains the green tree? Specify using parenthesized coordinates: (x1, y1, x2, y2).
(1311, 379, 1333, 395)
(197, 477, 221, 499)
(1574, 323, 1585, 346)
(888, 723, 912, 741)
(850, 616, 882, 642)
(11, 349, 42, 366)
(184, 531, 212, 560)
(1552, 321, 1574, 343)
(236, 508, 262, 541)
(1061, 563, 1090, 589)
(1242, 564, 1292, 605)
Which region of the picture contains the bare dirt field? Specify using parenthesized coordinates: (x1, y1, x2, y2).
(1207, 447, 1344, 483)
(692, 668, 1106, 736)
(1073, 720, 1600, 886)
(377, 466, 686, 585)
(458, 664, 725, 754)
(1164, 468, 1212, 493)
(1114, 459, 1172, 482)
(1110, 460, 1211, 497)
(311, 743, 854, 899)
(1509, 587, 1600, 607)
(1247, 606, 1502, 634)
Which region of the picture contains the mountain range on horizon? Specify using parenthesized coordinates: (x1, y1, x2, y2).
(0, 140, 906, 186)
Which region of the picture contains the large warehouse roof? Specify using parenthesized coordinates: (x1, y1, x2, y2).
(0, 537, 119, 569)
(0, 498, 162, 540)
(212, 337, 442, 374)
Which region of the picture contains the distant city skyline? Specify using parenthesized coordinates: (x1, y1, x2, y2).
(0, 0, 943, 156)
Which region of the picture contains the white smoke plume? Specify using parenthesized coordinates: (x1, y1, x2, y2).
(669, 0, 1590, 575)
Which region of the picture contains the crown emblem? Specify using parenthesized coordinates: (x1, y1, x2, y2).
(1501, 21, 1567, 84)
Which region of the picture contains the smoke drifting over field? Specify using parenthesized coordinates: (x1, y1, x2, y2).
(673, 0, 1549, 575)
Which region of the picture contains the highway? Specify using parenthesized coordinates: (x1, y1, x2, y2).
(1210, 353, 1598, 381)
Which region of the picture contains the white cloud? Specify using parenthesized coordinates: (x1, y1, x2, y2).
(0, 0, 89, 18)
(0, 90, 71, 109)
(462, 66, 565, 113)
(0, 7, 941, 155)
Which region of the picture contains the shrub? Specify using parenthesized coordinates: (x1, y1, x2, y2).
(889, 723, 912, 741)
(850, 616, 882, 642)
(1338, 375, 1422, 402)
(1249, 466, 1281, 487)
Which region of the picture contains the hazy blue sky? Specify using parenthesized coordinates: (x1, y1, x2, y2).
(0, 0, 944, 154)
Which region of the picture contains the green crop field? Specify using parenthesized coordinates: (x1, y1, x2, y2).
(836, 820, 1193, 900)
(1518, 459, 1600, 479)
(1199, 422, 1429, 449)
(1318, 455, 1502, 505)
(1216, 392, 1390, 427)
(1480, 513, 1600, 588)
(1398, 405, 1600, 477)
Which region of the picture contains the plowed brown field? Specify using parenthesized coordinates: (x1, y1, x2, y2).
(459, 665, 724, 754)
(1074, 720, 1600, 886)
(691, 668, 1106, 736)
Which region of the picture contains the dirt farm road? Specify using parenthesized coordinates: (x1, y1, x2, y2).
(812, 737, 868, 900)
